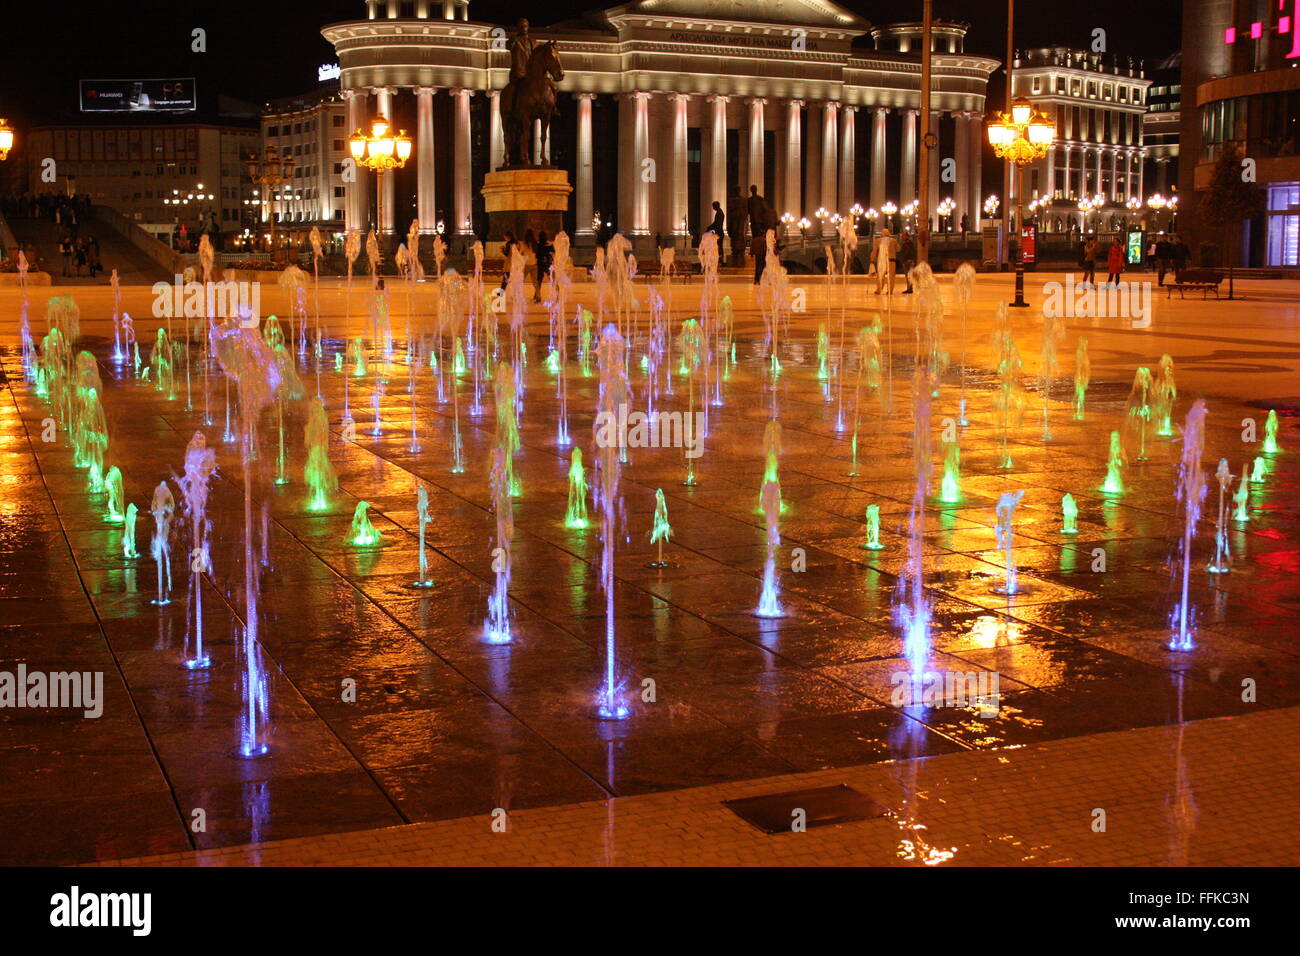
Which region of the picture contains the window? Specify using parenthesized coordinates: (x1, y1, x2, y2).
(333, 114, 345, 127)
(1265, 183, 1300, 266)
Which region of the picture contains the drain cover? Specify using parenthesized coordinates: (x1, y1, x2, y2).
(724, 784, 887, 834)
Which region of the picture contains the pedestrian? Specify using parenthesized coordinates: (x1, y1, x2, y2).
(1106, 237, 1125, 286)
(1080, 237, 1098, 286)
(534, 230, 553, 303)
(1171, 235, 1190, 277)
(1155, 235, 1173, 286)
(499, 230, 517, 289)
(874, 228, 898, 294)
(521, 228, 539, 294)
(899, 231, 916, 294)
(707, 200, 725, 239)
(59, 235, 73, 277)
(73, 238, 87, 277)
(86, 236, 101, 278)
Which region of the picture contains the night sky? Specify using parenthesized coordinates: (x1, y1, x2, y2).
(0, 0, 1179, 126)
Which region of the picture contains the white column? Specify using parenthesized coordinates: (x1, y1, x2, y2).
(1078, 147, 1088, 198)
(452, 88, 473, 236)
(1094, 147, 1103, 200)
(746, 98, 766, 193)
(870, 107, 887, 211)
(707, 95, 728, 226)
(415, 86, 437, 233)
(1109, 149, 1119, 202)
(488, 90, 504, 172)
(1136, 151, 1144, 204)
(954, 111, 970, 229)
(967, 112, 983, 229)
(927, 109, 941, 228)
(900, 108, 918, 204)
(804, 101, 821, 219)
(783, 99, 802, 220)
(669, 92, 689, 239)
(839, 105, 856, 212)
(575, 93, 595, 238)
(820, 101, 838, 234)
(1044, 144, 1055, 200)
(632, 91, 651, 235)
(373, 87, 397, 235)
(343, 88, 369, 233)
(1062, 146, 1072, 200)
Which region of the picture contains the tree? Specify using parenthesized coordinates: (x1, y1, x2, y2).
(1198, 147, 1266, 300)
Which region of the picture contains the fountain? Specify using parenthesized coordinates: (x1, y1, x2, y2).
(1232, 461, 1250, 521)
(348, 502, 382, 547)
(1061, 493, 1079, 534)
(493, 363, 521, 496)
(863, 503, 885, 551)
(593, 324, 630, 719)
(409, 485, 436, 589)
(178, 431, 217, 670)
(149, 482, 175, 606)
(757, 420, 784, 513)
(991, 490, 1026, 596)
(1207, 459, 1233, 574)
(565, 448, 589, 530)
(894, 367, 935, 672)
(1073, 337, 1090, 420)
(992, 306, 1026, 469)
(1153, 355, 1177, 437)
(1101, 430, 1125, 494)
(303, 397, 337, 513)
(755, 479, 783, 618)
(1122, 367, 1154, 462)
(1262, 410, 1281, 454)
(1039, 312, 1065, 440)
(848, 322, 882, 476)
(122, 503, 139, 559)
(649, 489, 673, 568)
(484, 447, 514, 644)
(680, 319, 706, 486)
(938, 438, 961, 504)
(1170, 400, 1209, 651)
(1250, 456, 1266, 483)
(103, 466, 125, 523)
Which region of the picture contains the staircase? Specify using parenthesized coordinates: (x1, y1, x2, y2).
(5, 211, 170, 285)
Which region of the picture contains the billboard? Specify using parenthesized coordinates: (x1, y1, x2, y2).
(80, 79, 197, 113)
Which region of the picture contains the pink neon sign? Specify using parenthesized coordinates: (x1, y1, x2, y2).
(1223, 0, 1300, 56)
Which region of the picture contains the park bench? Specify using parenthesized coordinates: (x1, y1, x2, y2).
(1167, 268, 1223, 300)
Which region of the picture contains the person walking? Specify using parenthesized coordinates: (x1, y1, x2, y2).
(899, 231, 916, 294)
(1080, 237, 1098, 286)
(499, 230, 517, 289)
(59, 235, 73, 277)
(1106, 237, 1125, 286)
(86, 236, 101, 278)
(1171, 235, 1191, 277)
(533, 230, 553, 303)
(874, 228, 898, 295)
(1155, 235, 1173, 286)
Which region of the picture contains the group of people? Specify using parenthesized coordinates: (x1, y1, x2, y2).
(1, 191, 93, 227)
(1147, 235, 1192, 286)
(498, 228, 555, 302)
(58, 234, 102, 278)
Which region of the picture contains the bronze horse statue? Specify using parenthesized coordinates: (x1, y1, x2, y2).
(501, 41, 564, 167)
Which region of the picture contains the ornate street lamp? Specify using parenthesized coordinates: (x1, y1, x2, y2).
(797, 216, 811, 249)
(348, 115, 413, 268)
(0, 119, 14, 162)
(248, 146, 295, 262)
(864, 207, 879, 236)
(988, 97, 1055, 307)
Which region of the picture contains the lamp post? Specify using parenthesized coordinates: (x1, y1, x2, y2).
(864, 206, 878, 237)
(0, 119, 14, 162)
(348, 114, 413, 271)
(247, 146, 295, 263)
(881, 200, 898, 233)
(987, 96, 1055, 307)
(797, 216, 811, 250)
(780, 211, 795, 246)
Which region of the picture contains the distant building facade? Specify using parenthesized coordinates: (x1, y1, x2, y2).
(258, 88, 350, 244)
(1180, 0, 1300, 268)
(1143, 51, 1181, 197)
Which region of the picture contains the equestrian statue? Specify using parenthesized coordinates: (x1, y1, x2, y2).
(499, 19, 565, 168)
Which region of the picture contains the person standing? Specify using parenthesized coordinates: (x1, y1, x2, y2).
(1080, 236, 1098, 286)
(1155, 235, 1173, 286)
(499, 230, 517, 289)
(1106, 237, 1125, 286)
(874, 227, 898, 295)
(59, 235, 73, 277)
(726, 186, 747, 265)
(1171, 235, 1190, 277)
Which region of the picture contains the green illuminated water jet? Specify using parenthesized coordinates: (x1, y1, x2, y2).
(1073, 337, 1090, 420)
(863, 503, 885, 550)
(1102, 431, 1125, 494)
(1232, 460, 1250, 520)
(303, 397, 337, 513)
(564, 447, 589, 529)
(1207, 459, 1232, 574)
(1061, 493, 1079, 534)
(1122, 367, 1153, 462)
(649, 489, 673, 567)
(938, 439, 961, 503)
(1250, 456, 1266, 483)
(123, 503, 139, 558)
(1153, 355, 1176, 437)
(103, 466, 125, 523)
(351, 337, 367, 377)
(1262, 410, 1281, 454)
(347, 501, 382, 546)
(409, 485, 435, 588)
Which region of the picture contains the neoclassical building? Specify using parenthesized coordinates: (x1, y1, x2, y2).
(322, 0, 999, 251)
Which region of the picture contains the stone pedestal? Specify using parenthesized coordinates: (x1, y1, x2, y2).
(481, 167, 572, 258)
